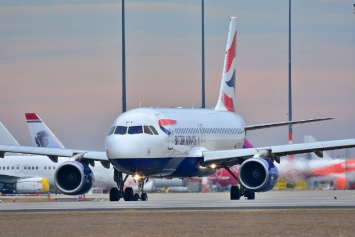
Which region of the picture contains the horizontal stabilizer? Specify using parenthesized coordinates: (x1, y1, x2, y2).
(245, 118, 333, 131)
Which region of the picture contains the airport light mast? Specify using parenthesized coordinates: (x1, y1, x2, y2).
(201, 0, 205, 108)
(122, 0, 126, 113)
(288, 0, 293, 144)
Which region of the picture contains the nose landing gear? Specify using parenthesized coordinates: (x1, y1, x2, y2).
(109, 169, 149, 201)
(133, 177, 149, 201)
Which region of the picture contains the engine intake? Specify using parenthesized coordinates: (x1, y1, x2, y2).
(54, 161, 94, 195)
(238, 158, 278, 192)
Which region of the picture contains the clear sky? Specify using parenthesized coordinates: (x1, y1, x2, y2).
(1, 0, 354, 157)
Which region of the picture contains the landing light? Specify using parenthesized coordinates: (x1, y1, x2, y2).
(211, 164, 216, 169)
(133, 174, 140, 182)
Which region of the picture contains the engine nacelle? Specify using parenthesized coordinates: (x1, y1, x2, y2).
(238, 158, 279, 192)
(54, 161, 94, 195)
(16, 177, 50, 193)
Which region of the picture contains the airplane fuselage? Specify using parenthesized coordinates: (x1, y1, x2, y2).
(105, 108, 246, 178)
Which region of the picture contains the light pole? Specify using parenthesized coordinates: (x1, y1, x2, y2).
(122, 0, 126, 113)
(288, 0, 293, 144)
(201, 0, 205, 108)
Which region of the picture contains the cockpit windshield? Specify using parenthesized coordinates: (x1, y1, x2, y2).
(108, 125, 159, 136)
(128, 126, 143, 134)
(114, 126, 127, 135)
(107, 126, 115, 136)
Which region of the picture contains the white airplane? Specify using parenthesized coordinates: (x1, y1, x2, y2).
(1, 17, 355, 201)
(0, 122, 50, 194)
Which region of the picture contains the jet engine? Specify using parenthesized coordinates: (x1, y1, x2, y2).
(238, 157, 279, 192)
(15, 177, 50, 193)
(54, 161, 94, 195)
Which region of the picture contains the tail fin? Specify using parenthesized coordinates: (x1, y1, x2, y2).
(0, 122, 19, 146)
(243, 138, 254, 149)
(215, 17, 237, 112)
(25, 113, 65, 148)
(0, 122, 20, 156)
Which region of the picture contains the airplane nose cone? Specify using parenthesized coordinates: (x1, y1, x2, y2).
(106, 138, 142, 159)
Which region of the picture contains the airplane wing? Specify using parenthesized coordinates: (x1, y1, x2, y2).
(245, 118, 333, 131)
(0, 145, 108, 165)
(202, 139, 355, 167)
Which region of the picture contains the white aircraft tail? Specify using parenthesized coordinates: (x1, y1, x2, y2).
(0, 122, 20, 156)
(304, 135, 331, 160)
(215, 17, 237, 112)
(0, 122, 19, 146)
(25, 113, 65, 148)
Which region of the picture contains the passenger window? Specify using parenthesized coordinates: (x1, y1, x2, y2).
(128, 126, 143, 134)
(114, 126, 127, 135)
(143, 126, 153, 135)
(107, 126, 116, 136)
(149, 126, 159, 135)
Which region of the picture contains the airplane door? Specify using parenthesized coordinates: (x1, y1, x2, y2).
(156, 114, 174, 150)
(15, 165, 21, 174)
(168, 130, 174, 150)
(197, 124, 206, 144)
(22, 165, 28, 174)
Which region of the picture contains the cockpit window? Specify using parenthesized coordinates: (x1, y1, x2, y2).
(107, 126, 115, 136)
(149, 126, 159, 135)
(128, 126, 143, 134)
(114, 126, 127, 135)
(143, 126, 153, 135)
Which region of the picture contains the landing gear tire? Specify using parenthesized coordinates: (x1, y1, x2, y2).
(230, 185, 240, 200)
(141, 192, 148, 201)
(133, 193, 140, 201)
(124, 187, 134, 201)
(109, 187, 120, 201)
(244, 190, 255, 200)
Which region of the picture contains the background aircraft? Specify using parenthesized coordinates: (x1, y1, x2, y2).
(0, 122, 50, 194)
(24, 113, 125, 193)
(1, 17, 355, 202)
(209, 136, 355, 191)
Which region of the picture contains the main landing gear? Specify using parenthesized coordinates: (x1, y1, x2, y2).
(109, 169, 148, 201)
(223, 166, 255, 200)
(230, 185, 255, 200)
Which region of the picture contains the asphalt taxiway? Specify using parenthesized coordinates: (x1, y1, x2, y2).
(1, 190, 355, 212)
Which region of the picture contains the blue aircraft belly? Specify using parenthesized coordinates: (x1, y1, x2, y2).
(109, 156, 214, 178)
